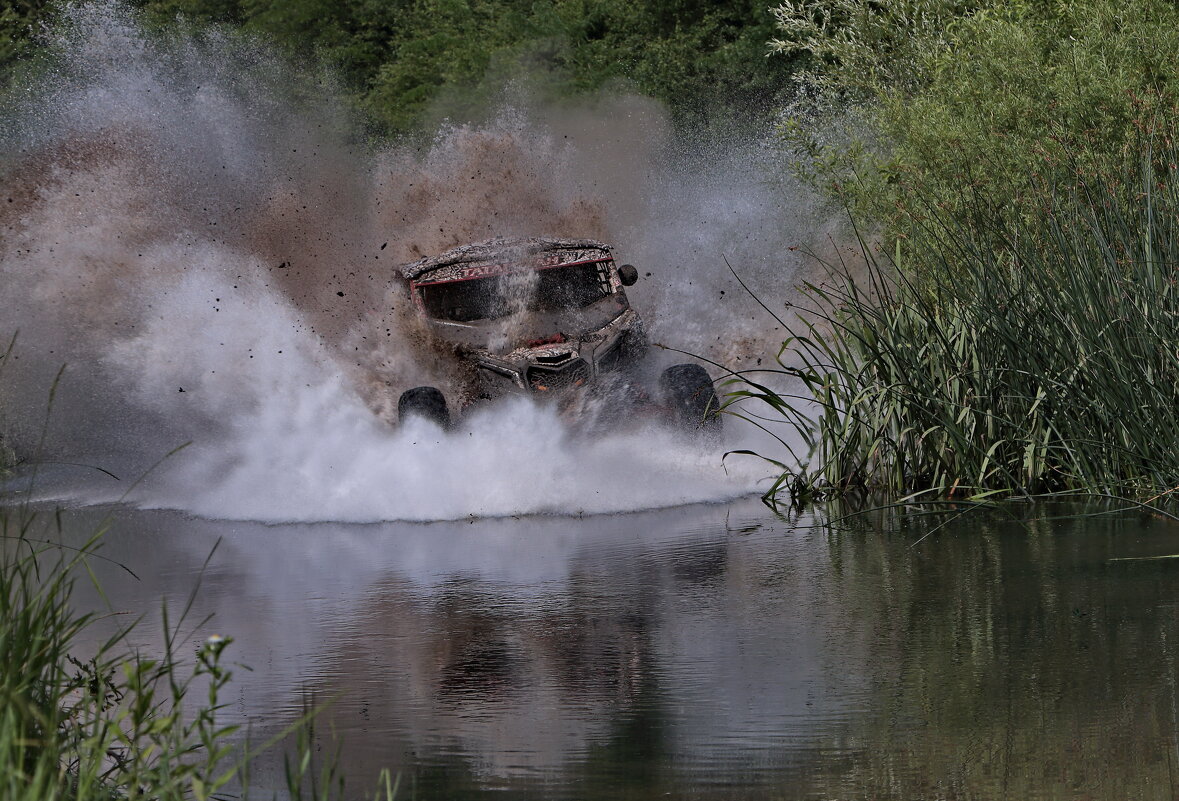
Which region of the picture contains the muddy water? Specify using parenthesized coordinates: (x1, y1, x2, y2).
(39, 497, 1179, 799)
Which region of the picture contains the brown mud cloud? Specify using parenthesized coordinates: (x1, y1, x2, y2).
(1, 102, 619, 437)
(1, 0, 820, 480)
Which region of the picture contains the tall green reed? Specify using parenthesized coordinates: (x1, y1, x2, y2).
(2, 509, 246, 800)
(732, 125, 1179, 503)
(0, 503, 393, 800)
(0, 334, 16, 477)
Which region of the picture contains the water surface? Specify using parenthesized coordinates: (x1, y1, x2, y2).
(44, 498, 1179, 799)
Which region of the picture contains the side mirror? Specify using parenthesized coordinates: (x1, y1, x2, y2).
(618, 263, 639, 286)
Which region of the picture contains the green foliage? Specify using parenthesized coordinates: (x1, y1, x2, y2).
(2, 0, 796, 134)
(773, 0, 1179, 236)
(280, 0, 796, 133)
(0, 2, 50, 68)
(0, 503, 380, 799)
(0, 512, 222, 799)
(746, 0, 1179, 503)
(0, 336, 15, 478)
(0, 1, 57, 91)
(770, 0, 976, 95)
(730, 126, 1179, 501)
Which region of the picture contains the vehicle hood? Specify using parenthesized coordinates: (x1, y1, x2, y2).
(400, 236, 611, 282)
(426, 295, 630, 354)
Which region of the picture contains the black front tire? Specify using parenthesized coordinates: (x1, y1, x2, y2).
(398, 386, 450, 429)
(659, 364, 721, 439)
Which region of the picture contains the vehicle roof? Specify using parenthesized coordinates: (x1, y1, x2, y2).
(398, 236, 612, 281)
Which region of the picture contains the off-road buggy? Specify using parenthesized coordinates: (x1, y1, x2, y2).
(396, 237, 720, 438)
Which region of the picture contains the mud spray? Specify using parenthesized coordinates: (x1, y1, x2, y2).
(0, 2, 823, 522)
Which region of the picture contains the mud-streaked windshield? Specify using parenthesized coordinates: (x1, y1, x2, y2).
(418, 261, 613, 323)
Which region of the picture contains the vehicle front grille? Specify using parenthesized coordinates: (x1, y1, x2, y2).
(596, 339, 624, 373)
(527, 359, 589, 392)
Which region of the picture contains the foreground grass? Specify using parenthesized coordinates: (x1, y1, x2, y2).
(0, 335, 15, 478)
(0, 500, 390, 800)
(731, 128, 1179, 504)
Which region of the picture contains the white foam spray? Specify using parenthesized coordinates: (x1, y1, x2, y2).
(0, 1, 818, 522)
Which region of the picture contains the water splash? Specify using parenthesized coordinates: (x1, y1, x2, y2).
(0, 1, 816, 522)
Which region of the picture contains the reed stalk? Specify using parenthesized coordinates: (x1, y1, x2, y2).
(731, 126, 1179, 504)
(0, 499, 392, 799)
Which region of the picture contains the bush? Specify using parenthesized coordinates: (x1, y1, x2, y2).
(0, 500, 374, 799)
(2, 0, 798, 135)
(0, 336, 15, 478)
(773, 0, 1179, 240)
(732, 124, 1179, 500)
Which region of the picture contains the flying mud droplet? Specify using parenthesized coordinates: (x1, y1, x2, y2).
(0, 0, 822, 521)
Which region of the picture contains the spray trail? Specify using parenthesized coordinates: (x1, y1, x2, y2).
(0, 1, 816, 522)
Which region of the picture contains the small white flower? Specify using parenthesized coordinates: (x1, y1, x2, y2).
(205, 634, 225, 646)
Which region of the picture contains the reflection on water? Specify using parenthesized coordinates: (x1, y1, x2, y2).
(47, 499, 1179, 799)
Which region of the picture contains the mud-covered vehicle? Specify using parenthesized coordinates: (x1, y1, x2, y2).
(396, 237, 720, 438)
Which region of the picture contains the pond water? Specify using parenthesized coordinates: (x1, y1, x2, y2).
(34, 496, 1179, 799)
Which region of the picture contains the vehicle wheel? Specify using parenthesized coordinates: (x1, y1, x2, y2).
(659, 364, 721, 439)
(398, 386, 450, 429)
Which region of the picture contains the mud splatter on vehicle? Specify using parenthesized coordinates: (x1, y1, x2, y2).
(397, 237, 720, 440)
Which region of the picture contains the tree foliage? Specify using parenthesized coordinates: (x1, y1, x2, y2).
(1, 0, 798, 134)
(772, 0, 1179, 236)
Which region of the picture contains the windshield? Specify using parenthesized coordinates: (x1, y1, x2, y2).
(418, 261, 613, 323)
